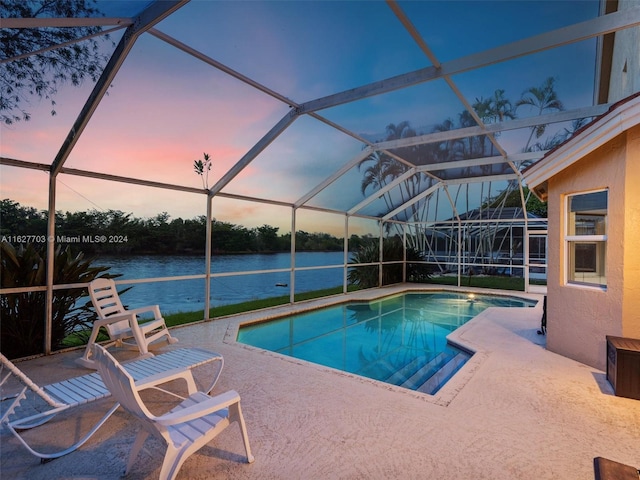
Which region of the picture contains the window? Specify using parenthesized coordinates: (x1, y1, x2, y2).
(565, 190, 607, 288)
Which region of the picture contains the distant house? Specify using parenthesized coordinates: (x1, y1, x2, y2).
(523, 93, 640, 370)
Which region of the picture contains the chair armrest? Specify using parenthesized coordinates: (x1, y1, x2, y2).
(128, 305, 162, 319)
(156, 390, 241, 426)
(95, 312, 136, 326)
(134, 368, 196, 392)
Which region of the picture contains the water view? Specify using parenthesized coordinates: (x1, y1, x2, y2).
(95, 251, 347, 314)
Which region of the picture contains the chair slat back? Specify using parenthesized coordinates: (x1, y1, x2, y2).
(89, 278, 125, 317)
(92, 345, 152, 422)
(89, 279, 130, 335)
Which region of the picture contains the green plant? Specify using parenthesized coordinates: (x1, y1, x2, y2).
(193, 152, 212, 189)
(348, 238, 431, 288)
(0, 241, 111, 359)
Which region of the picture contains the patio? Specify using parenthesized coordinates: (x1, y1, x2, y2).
(1, 286, 638, 479)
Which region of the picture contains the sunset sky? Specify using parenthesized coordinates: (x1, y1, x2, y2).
(0, 0, 600, 235)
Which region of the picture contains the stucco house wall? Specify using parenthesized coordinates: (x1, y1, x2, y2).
(545, 127, 639, 370)
(622, 125, 640, 341)
(524, 93, 640, 371)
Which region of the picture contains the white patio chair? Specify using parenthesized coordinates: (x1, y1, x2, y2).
(92, 344, 254, 480)
(77, 278, 178, 368)
(1, 348, 223, 461)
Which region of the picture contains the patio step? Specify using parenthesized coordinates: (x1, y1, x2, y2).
(415, 352, 470, 394)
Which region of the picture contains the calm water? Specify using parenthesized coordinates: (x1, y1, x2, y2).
(237, 291, 536, 394)
(95, 251, 347, 314)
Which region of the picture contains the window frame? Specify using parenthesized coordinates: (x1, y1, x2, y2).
(564, 189, 608, 290)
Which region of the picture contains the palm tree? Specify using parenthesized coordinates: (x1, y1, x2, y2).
(359, 151, 397, 213)
(385, 121, 416, 140)
(490, 89, 516, 123)
(516, 77, 564, 151)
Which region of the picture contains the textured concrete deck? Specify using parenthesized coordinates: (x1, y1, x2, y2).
(2, 285, 639, 479)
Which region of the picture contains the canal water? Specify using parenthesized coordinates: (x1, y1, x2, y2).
(95, 251, 347, 314)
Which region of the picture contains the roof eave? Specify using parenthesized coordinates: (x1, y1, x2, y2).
(522, 92, 640, 201)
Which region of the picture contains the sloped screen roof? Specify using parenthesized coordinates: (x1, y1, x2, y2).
(2, 0, 638, 230)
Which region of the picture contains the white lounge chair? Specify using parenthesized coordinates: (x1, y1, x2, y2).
(92, 344, 254, 480)
(0, 348, 223, 461)
(77, 278, 178, 368)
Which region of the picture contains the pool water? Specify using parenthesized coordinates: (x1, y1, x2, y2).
(237, 291, 536, 394)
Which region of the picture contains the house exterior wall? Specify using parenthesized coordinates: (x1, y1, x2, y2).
(622, 125, 640, 340)
(546, 127, 639, 370)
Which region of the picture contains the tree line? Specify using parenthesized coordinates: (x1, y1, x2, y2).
(0, 199, 373, 255)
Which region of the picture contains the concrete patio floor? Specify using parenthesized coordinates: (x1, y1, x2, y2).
(1, 285, 639, 479)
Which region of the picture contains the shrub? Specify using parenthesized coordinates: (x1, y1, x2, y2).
(348, 237, 431, 288)
(0, 242, 111, 359)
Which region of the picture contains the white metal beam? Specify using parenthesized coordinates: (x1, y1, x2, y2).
(294, 147, 373, 208)
(414, 151, 546, 176)
(382, 173, 518, 222)
(383, 183, 441, 221)
(298, 7, 640, 113)
(1, 25, 126, 64)
(0, 155, 384, 221)
(209, 110, 299, 196)
(374, 104, 611, 151)
(149, 28, 298, 108)
(49, 0, 190, 176)
(446, 174, 519, 185)
(1, 17, 133, 28)
(348, 167, 418, 215)
(387, 0, 510, 161)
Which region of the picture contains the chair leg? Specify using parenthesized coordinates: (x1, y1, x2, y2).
(166, 329, 179, 345)
(126, 429, 150, 475)
(130, 324, 151, 357)
(76, 326, 105, 368)
(230, 402, 255, 463)
(159, 446, 189, 480)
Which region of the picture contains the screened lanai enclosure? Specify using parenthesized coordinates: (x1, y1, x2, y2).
(1, 0, 638, 356)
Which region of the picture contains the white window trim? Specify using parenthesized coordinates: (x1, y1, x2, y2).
(563, 189, 608, 290)
(565, 235, 606, 242)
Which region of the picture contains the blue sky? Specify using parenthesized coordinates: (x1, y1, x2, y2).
(0, 0, 601, 234)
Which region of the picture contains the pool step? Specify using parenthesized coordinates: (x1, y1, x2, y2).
(360, 358, 398, 382)
(386, 352, 446, 387)
(362, 349, 470, 394)
(415, 352, 470, 394)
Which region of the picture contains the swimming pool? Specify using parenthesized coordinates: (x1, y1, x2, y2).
(237, 291, 536, 394)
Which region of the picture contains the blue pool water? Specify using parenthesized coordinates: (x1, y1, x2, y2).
(237, 291, 536, 394)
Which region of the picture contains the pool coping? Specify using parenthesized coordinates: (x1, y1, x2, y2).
(222, 284, 545, 407)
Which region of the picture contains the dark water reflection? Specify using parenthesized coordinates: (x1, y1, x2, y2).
(95, 252, 347, 314)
